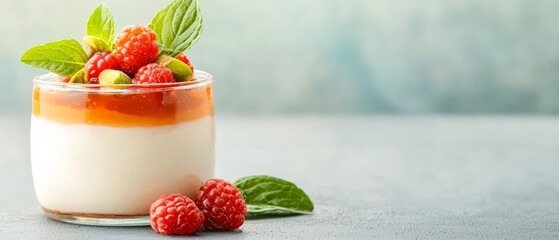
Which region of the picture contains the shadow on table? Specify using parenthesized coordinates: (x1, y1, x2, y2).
(40, 215, 245, 239)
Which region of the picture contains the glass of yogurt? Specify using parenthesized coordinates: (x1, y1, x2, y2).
(30, 71, 215, 226)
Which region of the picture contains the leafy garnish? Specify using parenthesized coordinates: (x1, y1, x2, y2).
(232, 175, 314, 218)
(149, 0, 203, 57)
(20, 39, 89, 77)
(86, 4, 115, 49)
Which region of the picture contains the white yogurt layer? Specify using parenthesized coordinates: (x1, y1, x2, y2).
(30, 116, 215, 215)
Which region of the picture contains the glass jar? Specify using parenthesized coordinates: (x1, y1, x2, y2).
(30, 71, 214, 226)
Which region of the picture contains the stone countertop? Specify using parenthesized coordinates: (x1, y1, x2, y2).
(1, 115, 559, 239)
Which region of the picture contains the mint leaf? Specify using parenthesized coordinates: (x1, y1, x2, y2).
(86, 4, 115, 48)
(232, 175, 314, 218)
(149, 0, 203, 57)
(20, 39, 88, 77)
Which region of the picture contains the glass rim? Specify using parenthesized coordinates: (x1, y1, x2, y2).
(33, 70, 213, 93)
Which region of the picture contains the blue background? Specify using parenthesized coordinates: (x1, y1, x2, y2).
(1, 0, 558, 114)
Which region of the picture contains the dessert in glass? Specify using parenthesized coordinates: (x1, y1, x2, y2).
(21, 0, 210, 226)
(31, 72, 214, 226)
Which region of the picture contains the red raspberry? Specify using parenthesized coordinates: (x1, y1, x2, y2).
(195, 179, 247, 230)
(133, 63, 175, 84)
(150, 194, 204, 235)
(115, 25, 159, 74)
(85, 52, 121, 81)
(176, 53, 195, 73)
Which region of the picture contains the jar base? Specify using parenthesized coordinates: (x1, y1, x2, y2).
(42, 207, 150, 226)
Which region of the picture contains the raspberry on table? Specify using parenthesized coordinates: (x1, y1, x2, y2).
(176, 53, 195, 73)
(133, 63, 175, 84)
(85, 52, 121, 82)
(195, 179, 247, 230)
(150, 193, 204, 235)
(114, 24, 159, 74)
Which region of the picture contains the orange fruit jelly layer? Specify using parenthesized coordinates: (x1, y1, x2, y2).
(32, 85, 214, 127)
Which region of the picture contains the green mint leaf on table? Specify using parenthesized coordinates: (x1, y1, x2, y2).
(149, 0, 203, 57)
(20, 39, 88, 77)
(232, 175, 314, 218)
(86, 4, 115, 49)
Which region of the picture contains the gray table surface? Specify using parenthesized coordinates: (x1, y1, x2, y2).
(1, 115, 559, 239)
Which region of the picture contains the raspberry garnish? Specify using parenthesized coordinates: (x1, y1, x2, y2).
(195, 179, 247, 230)
(85, 52, 121, 82)
(150, 193, 204, 235)
(133, 63, 175, 84)
(114, 24, 159, 74)
(176, 53, 195, 73)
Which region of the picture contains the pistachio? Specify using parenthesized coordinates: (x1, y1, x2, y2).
(98, 69, 132, 85)
(83, 35, 110, 57)
(156, 55, 193, 82)
(68, 69, 88, 84)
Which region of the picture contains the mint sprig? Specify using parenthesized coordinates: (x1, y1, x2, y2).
(20, 39, 88, 77)
(149, 0, 203, 57)
(232, 175, 314, 218)
(86, 4, 115, 49)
